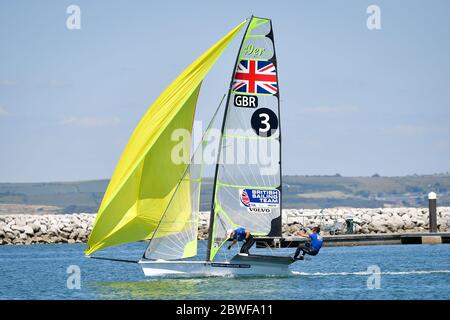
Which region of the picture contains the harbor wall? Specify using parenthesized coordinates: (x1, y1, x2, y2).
(0, 207, 449, 245)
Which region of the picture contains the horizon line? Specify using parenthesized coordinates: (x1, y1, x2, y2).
(1, 172, 449, 185)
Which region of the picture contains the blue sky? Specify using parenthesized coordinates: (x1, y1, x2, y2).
(1, 0, 449, 182)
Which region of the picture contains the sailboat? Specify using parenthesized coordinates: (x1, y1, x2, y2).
(85, 16, 298, 276)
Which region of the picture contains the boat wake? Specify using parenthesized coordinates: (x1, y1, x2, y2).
(292, 270, 450, 276)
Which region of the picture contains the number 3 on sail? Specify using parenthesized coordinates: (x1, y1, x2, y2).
(251, 108, 278, 137)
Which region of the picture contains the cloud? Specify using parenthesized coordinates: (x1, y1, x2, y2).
(300, 105, 360, 114)
(382, 125, 426, 136)
(58, 116, 120, 128)
(433, 139, 450, 150)
(0, 80, 17, 86)
(46, 80, 72, 88)
(0, 107, 8, 116)
(381, 125, 449, 137)
(0, 79, 72, 88)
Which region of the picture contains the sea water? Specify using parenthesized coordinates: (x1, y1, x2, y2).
(0, 241, 449, 300)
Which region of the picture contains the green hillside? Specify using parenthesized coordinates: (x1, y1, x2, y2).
(0, 180, 108, 213)
(0, 175, 449, 213)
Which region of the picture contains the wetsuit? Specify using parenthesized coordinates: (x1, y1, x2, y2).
(232, 227, 255, 254)
(294, 232, 323, 259)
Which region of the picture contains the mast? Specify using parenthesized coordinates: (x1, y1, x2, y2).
(268, 19, 282, 237)
(206, 17, 253, 261)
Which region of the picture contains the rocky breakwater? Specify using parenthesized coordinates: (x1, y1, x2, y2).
(282, 207, 450, 236)
(1, 207, 450, 245)
(0, 214, 95, 245)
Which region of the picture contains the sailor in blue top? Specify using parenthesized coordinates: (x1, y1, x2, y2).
(293, 226, 323, 260)
(226, 227, 255, 254)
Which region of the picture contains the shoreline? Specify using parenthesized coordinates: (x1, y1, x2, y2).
(0, 207, 449, 246)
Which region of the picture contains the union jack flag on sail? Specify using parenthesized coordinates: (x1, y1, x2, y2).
(240, 189, 251, 207)
(232, 59, 278, 95)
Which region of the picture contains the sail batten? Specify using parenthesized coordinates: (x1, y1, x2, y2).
(86, 20, 247, 256)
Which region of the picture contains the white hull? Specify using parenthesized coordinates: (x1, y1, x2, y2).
(138, 254, 296, 277)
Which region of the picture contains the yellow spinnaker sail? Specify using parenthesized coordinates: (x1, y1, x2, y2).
(85, 20, 246, 255)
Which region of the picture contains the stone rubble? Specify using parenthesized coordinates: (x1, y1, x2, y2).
(0, 207, 449, 245)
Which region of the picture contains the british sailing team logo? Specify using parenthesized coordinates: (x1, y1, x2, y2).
(239, 188, 280, 213)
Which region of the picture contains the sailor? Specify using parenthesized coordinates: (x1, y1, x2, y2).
(293, 226, 323, 260)
(226, 227, 255, 254)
